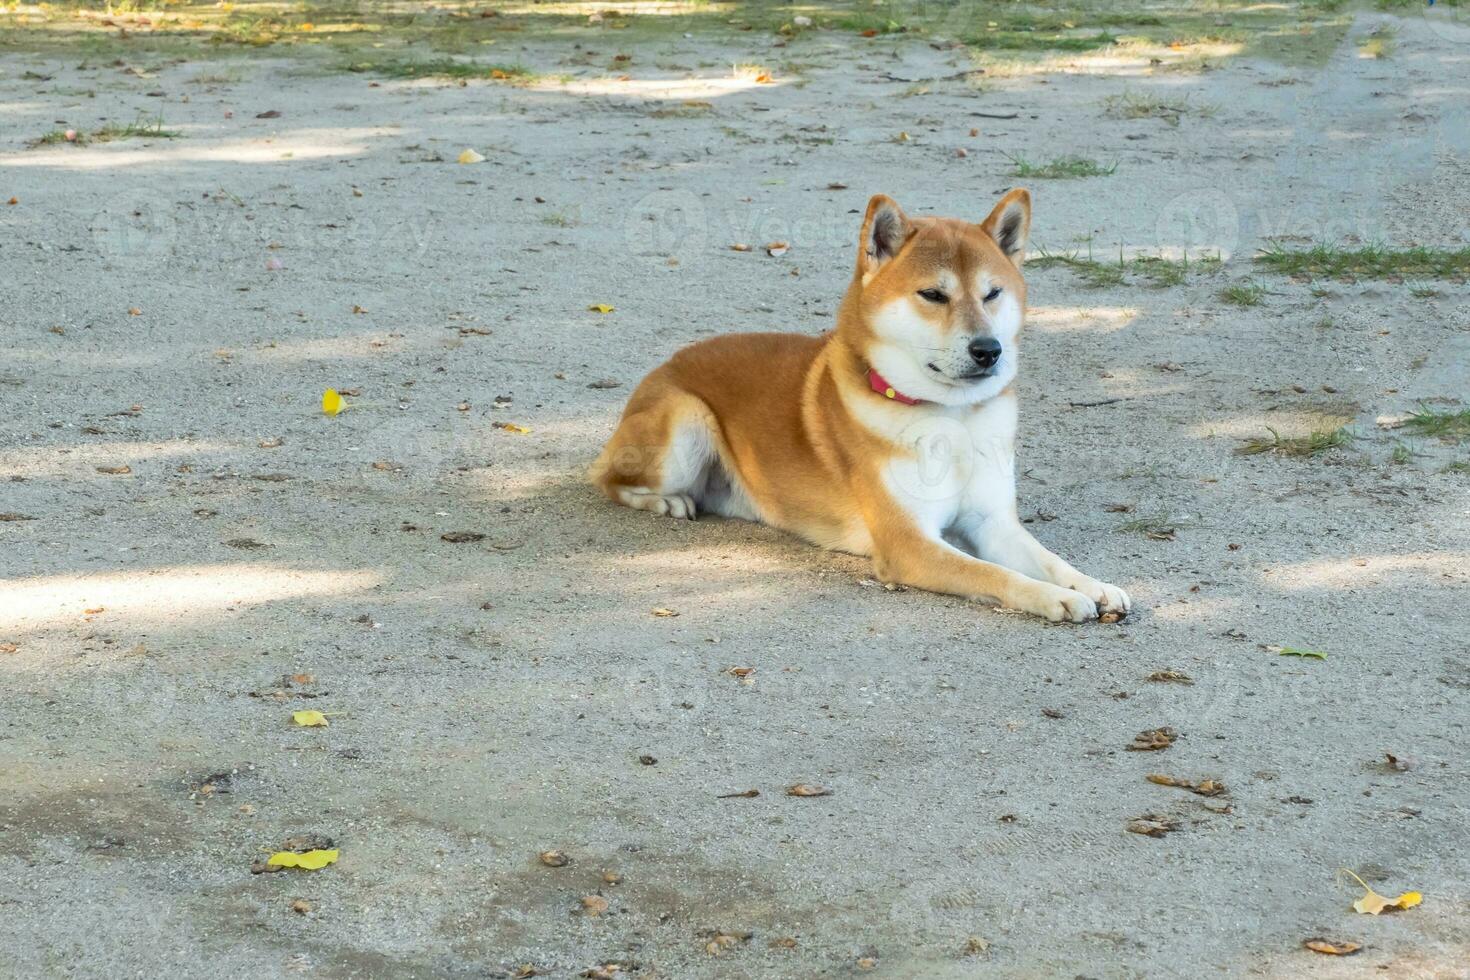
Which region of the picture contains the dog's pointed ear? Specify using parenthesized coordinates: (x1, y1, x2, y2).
(857, 194, 910, 278)
(981, 188, 1031, 264)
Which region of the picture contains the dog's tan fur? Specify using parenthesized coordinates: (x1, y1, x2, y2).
(592, 190, 1129, 622)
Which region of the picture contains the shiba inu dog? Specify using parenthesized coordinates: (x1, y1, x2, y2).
(592, 190, 1130, 623)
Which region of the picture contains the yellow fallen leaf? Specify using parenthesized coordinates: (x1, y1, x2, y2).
(493, 421, 531, 434)
(292, 710, 328, 727)
(651, 607, 679, 617)
(1305, 938, 1362, 955)
(588, 304, 614, 313)
(322, 388, 345, 416)
(458, 148, 485, 164)
(1342, 869, 1422, 915)
(267, 848, 339, 870)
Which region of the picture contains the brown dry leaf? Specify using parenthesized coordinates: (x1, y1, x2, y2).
(1146, 774, 1226, 797)
(716, 789, 759, 799)
(826, 182, 848, 190)
(786, 783, 831, 798)
(1127, 727, 1178, 751)
(725, 666, 754, 679)
(765, 241, 789, 257)
(729, 243, 751, 252)
(96, 464, 132, 475)
(128, 307, 142, 316)
(259, 437, 283, 449)
(352, 304, 368, 314)
(84, 606, 105, 615)
(770, 937, 798, 949)
(581, 964, 623, 979)
(580, 895, 609, 916)
(539, 850, 571, 868)
(602, 871, 621, 885)
(290, 898, 312, 915)
(441, 531, 485, 543)
(290, 673, 315, 685)
(513, 965, 539, 979)
(856, 958, 878, 971)
(1147, 670, 1194, 685)
(0, 513, 37, 522)
(651, 607, 679, 618)
(1304, 938, 1361, 956)
(1098, 611, 1122, 624)
(0, 642, 19, 654)
(963, 936, 991, 955)
(1126, 814, 1179, 838)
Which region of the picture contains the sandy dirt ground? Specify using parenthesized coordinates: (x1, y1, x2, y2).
(2, 5, 1469, 978)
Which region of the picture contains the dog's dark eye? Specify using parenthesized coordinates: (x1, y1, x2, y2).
(917, 288, 948, 303)
(983, 286, 1003, 302)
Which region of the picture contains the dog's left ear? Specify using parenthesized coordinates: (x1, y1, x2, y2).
(981, 188, 1031, 264)
(857, 194, 911, 279)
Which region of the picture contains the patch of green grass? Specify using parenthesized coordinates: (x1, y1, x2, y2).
(1235, 425, 1353, 457)
(338, 58, 533, 81)
(1006, 154, 1116, 179)
(1115, 511, 1188, 540)
(1220, 282, 1266, 306)
(34, 115, 178, 146)
(93, 116, 180, 141)
(1444, 461, 1470, 475)
(1029, 246, 1220, 289)
(965, 29, 1120, 53)
(1255, 243, 1470, 279)
(832, 12, 908, 34)
(1399, 407, 1470, 442)
(1102, 91, 1217, 126)
(34, 129, 78, 146)
(539, 210, 577, 228)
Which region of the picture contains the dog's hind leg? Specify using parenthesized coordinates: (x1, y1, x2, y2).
(591, 377, 718, 521)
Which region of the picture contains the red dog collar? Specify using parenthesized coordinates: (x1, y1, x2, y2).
(868, 368, 926, 405)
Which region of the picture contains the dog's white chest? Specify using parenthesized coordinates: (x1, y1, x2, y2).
(878, 395, 1018, 534)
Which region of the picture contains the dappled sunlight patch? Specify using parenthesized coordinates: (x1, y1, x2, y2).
(1186, 407, 1358, 442)
(1262, 553, 1470, 592)
(0, 564, 385, 633)
(1026, 305, 1138, 335)
(1144, 595, 1248, 623)
(0, 439, 229, 480)
(0, 130, 381, 171)
(532, 73, 785, 101)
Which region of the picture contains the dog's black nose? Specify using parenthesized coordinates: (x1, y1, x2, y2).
(968, 336, 1003, 369)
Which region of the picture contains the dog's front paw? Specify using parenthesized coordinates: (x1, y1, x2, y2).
(1062, 575, 1131, 619)
(1012, 583, 1097, 623)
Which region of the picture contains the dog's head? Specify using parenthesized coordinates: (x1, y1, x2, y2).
(844, 190, 1031, 406)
